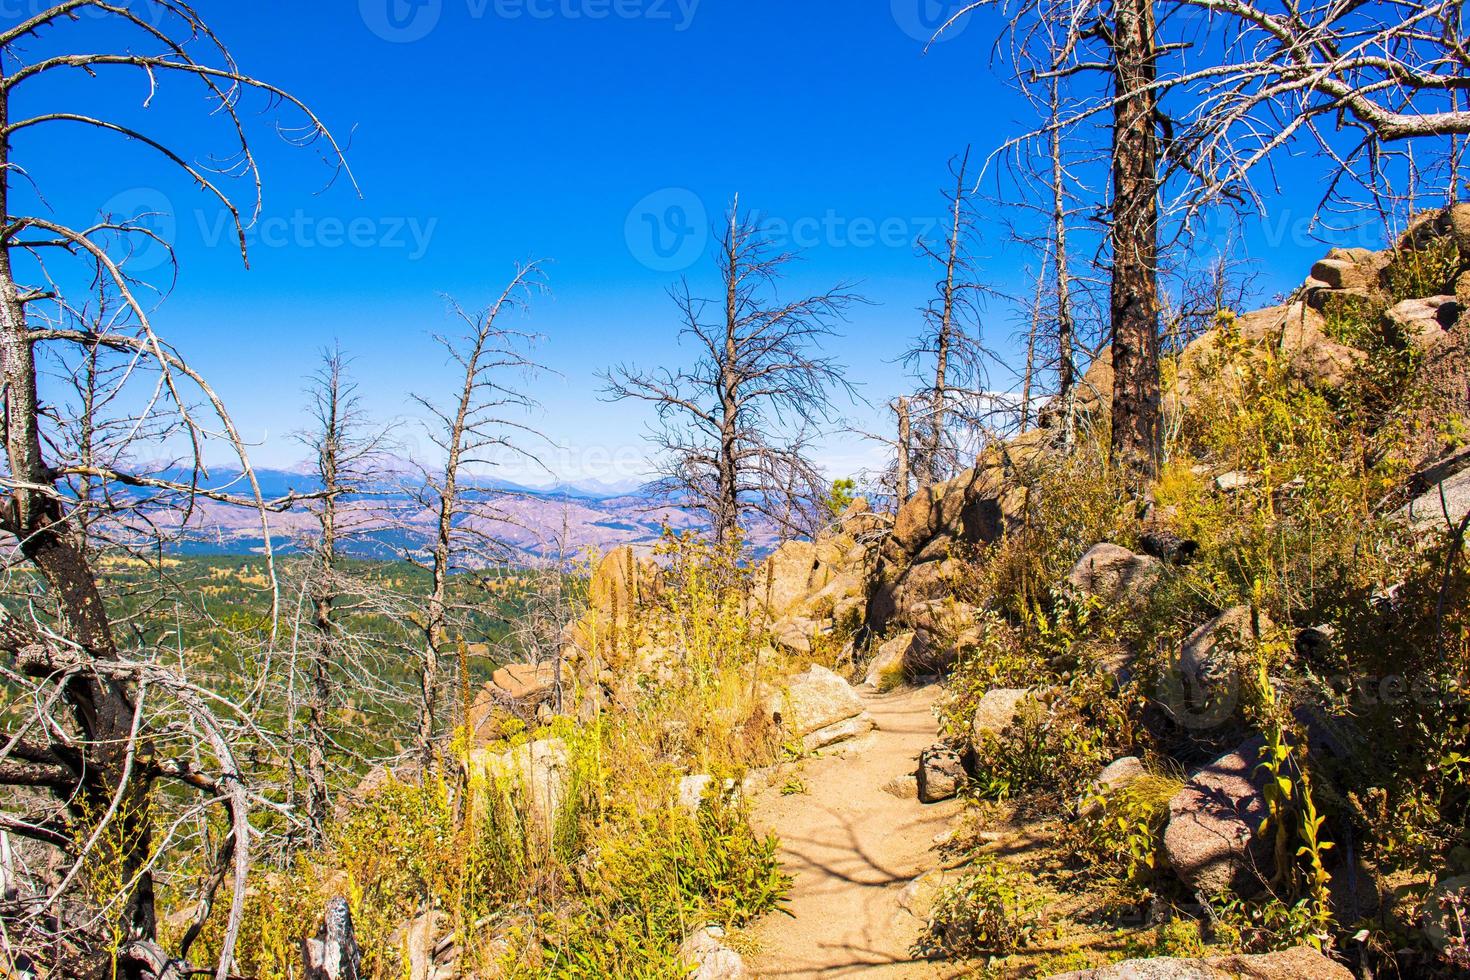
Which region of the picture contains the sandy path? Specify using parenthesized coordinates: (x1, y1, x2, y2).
(747, 684, 966, 978)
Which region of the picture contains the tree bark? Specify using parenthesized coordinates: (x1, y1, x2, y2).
(895, 397, 912, 506)
(0, 66, 156, 948)
(716, 204, 742, 545)
(1051, 79, 1078, 450)
(1108, 0, 1163, 479)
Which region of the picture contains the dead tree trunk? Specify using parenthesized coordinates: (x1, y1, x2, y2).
(302, 898, 361, 980)
(895, 396, 912, 505)
(1050, 78, 1079, 450)
(0, 74, 157, 948)
(716, 203, 742, 545)
(1108, 0, 1163, 478)
(922, 158, 968, 488)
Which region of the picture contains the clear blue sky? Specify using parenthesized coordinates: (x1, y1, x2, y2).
(13, 1, 1347, 484)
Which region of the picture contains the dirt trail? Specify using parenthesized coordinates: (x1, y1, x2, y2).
(747, 683, 966, 978)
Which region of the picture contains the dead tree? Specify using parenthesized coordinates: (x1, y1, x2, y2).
(405, 267, 547, 764)
(603, 198, 860, 544)
(1107, 0, 1163, 478)
(902, 152, 996, 488)
(0, 4, 349, 976)
(291, 348, 390, 845)
(1047, 77, 1081, 449)
(894, 397, 913, 504)
(942, 0, 1470, 479)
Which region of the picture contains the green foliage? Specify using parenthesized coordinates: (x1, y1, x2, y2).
(1063, 773, 1183, 894)
(968, 687, 1118, 804)
(1386, 238, 1462, 302)
(510, 795, 788, 978)
(1210, 894, 1326, 954)
(823, 478, 859, 520)
(917, 862, 1045, 958)
(1122, 917, 1210, 959)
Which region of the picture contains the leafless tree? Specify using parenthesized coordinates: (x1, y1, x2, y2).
(288, 347, 392, 846)
(902, 151, 995, 489)
(940, 0, 1470, 479)
(0, 3, 349, 975)
(404, 266, 548, 764)
(603, 198, 860, 544)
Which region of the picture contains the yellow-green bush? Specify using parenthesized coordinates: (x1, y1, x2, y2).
(1062, 773, 1183, 894)
(916, 861, 1045, 959)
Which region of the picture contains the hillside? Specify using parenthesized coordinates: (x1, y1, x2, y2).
(152, 468, 782, 560)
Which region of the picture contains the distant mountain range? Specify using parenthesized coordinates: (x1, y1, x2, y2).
(160, 466, 775, 562)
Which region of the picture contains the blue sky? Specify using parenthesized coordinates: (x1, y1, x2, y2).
(12, 0, 1359, 485)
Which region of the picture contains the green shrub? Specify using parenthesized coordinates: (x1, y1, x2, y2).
(1063, 773, 1183, 893)
(1386, 238, 1461, 302)
(917, 862, 1045, 958)
(510, 794, 788, 977)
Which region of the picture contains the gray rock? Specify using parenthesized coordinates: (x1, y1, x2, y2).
(1163, 737, 1270, 896)
(1213, 471, 1257, 494)
(770, 665, 871, 750)
(679, 925, 749, 979)
(801, 712, 877, 752)
(1066, 543, 1163, 606)
(676, 774, 740, 813)
(897, 869, 952, 920)
(865, 632, 916, 690)
(1399, 463, 1470, 532)
(1385, 295, 1459, 351)
(1079, 756, 1148, 816)
(1309, 248, 1385, 291)
(1046, 945, 1353, 979)
(1162, 606, 1270, 729)
(881, 773, 919, 799)
(969, 688, 1033, 749)
(917, 745, 965, 803)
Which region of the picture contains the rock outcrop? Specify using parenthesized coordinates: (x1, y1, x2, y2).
(867, 458, 1029, 636)
(754, 501, 876, 647)
(768, 665, 875, 752)
(464, 738, 571, 832)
